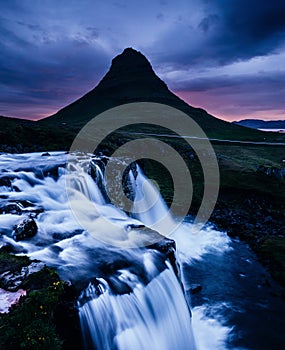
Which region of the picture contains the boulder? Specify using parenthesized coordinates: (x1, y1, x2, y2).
(12, 218, 38, 241)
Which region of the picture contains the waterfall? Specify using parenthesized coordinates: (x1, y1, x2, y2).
(75, 161, 197, 350)
(130, 166, 175, 234)
(78, 262, 196, 350)
(0, 152, 232, 350)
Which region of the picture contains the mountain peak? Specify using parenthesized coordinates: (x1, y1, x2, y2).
(111, 47, 152, 69)
(40, 48, 194, 126)
(97, 47, 165, 91)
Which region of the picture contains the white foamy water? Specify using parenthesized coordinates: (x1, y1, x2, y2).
(192, 306, 232, 350)
(0, 152, 233, 349)
(172, 222, 232, 263)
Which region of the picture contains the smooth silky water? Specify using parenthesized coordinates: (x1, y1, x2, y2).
(0, 152, 284, 350)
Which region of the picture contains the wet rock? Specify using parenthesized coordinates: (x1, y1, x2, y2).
(149, 237, 179, 278)
(149, 237, 176, 257)
(189, 284, 202, 294)
(12, 218, 38, 241)
(0, 176, 12, 188)
(0, 242, 27, 254)
(0, 202, 23, 215)
(107, 275, 133, 295)
(41, 152, 51, 156)
(52, 229, 83, 242)
(0, 261, 45, 291)
(127, 224, 145, 230)
(42, 164, 60, 179)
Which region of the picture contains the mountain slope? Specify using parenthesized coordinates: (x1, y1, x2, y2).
(40, 48, 283, 142)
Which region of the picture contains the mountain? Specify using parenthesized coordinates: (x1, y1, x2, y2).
(233, 119, 285, 129)
(40, 48, 279, 142)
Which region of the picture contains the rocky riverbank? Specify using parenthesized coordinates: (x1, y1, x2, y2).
(210, 190, 285, 295)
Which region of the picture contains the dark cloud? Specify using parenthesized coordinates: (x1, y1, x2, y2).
(152, 0, 285, 68)
(207, 0, 285, 61)
(169, 72, 285, 93)
(0, 0, 284, 120)
(198, 14, 220, 33)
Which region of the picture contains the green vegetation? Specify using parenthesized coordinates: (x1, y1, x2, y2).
(259, 237, 285, 286)
(0, 116, 75, 153)
(0, 251, 80, 350)
(0, 251, 30, 276)
(0, 276, 64, 350)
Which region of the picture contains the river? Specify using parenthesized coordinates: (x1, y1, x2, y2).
(0, 152, 284, 349)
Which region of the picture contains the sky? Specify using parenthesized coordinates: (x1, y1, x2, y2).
(1, 0, 285, 122)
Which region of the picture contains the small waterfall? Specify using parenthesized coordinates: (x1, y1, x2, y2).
(67, 161, 106, 206)
(130, 167, 175, 233)
(78, 262, 196, 350)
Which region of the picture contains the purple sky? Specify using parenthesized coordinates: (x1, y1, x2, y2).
(1, 0, 285, 121)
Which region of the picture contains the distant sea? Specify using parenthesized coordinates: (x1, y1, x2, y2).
(258, 128, 285, 133)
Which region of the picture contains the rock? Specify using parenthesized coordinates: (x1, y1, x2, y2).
(0, 242, 26, 254)
(189, 284, 202, 294)
(0, 176, 12, 188)
(148, 236, 179, 278)
(0, 202, 23, 215)
(12, 218, 38, 241)
(257, 165, 285, 180)
(41, 152, 51, 156)
(52, 229, 83, 242)
(0, 262, 45, 291)
(0, 200, 43, 216)
(264, 216, 273, 223)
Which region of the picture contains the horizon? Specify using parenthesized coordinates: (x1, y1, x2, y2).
(1, 1, 285, 122)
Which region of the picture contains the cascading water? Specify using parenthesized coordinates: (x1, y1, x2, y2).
(0, 152, 233, 350)
(130, 166, 174, 232)
(78, 263, 196, 350)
